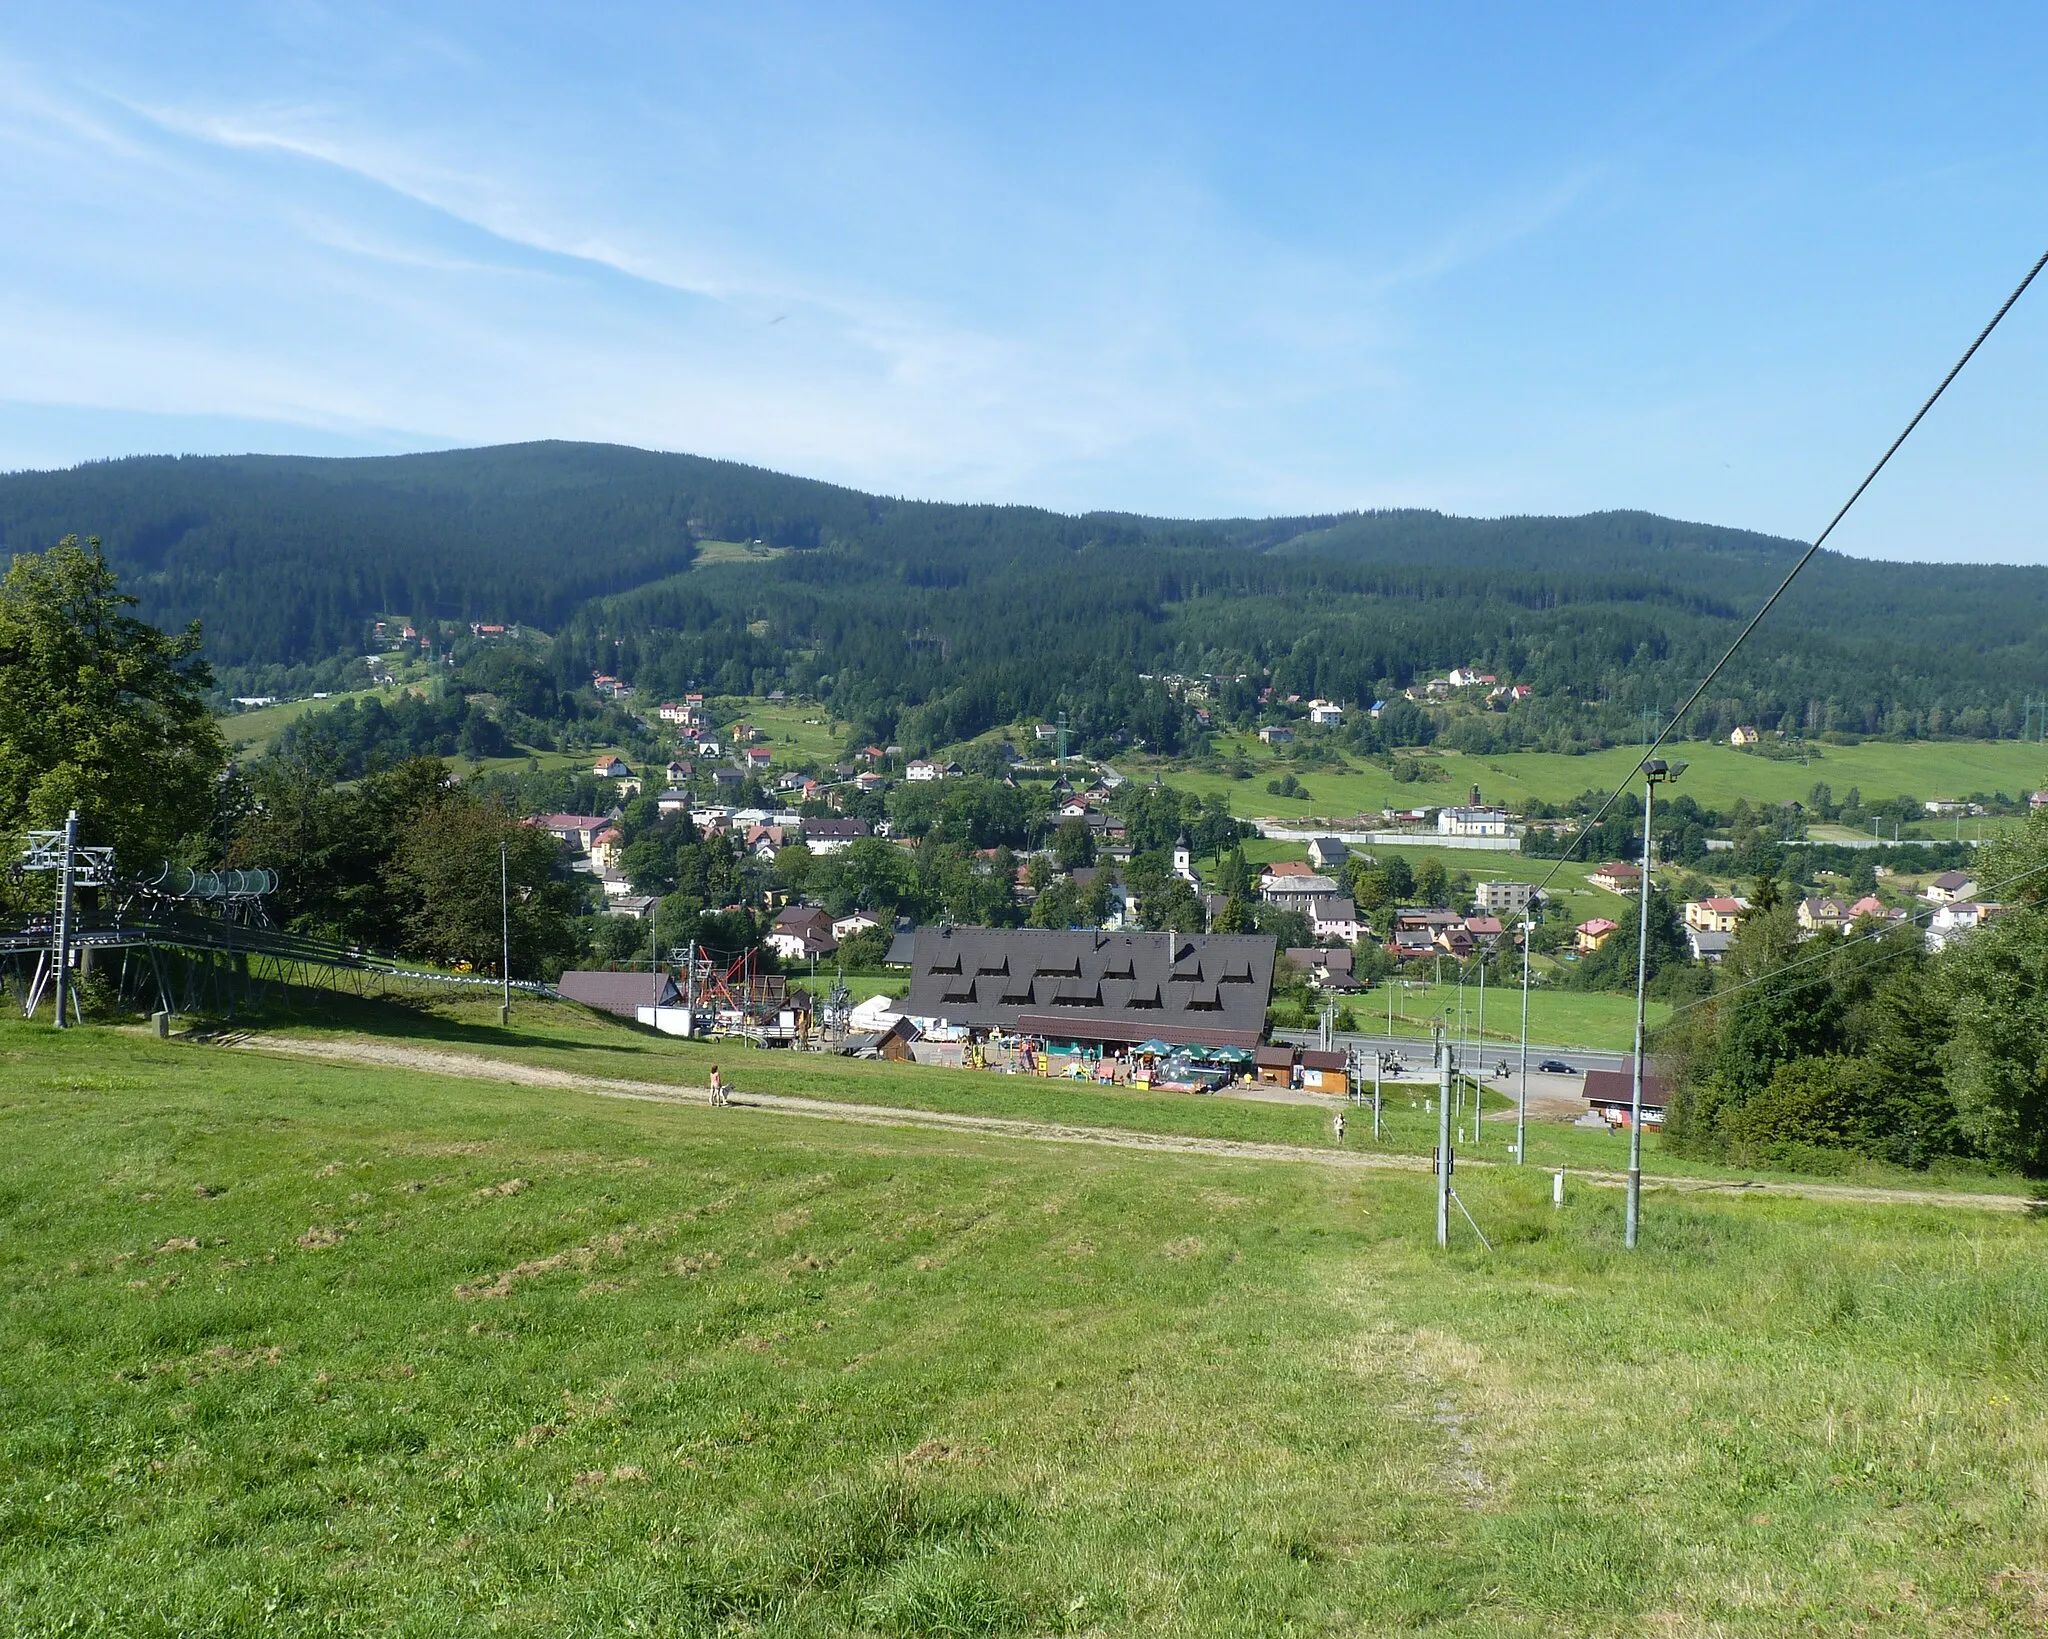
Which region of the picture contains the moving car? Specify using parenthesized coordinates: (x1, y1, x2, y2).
(1536, 1059, 1577, 1075)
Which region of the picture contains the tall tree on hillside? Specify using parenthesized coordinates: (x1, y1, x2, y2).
(1938, 812, 2048, 1174)
(385, 786, 579, 979)
(0, 535, 223, 865)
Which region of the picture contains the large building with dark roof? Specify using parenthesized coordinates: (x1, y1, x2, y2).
(902, 926, 1276, 1050)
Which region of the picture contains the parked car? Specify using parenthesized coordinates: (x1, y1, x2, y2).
(1537, 1059, 1577, 1075)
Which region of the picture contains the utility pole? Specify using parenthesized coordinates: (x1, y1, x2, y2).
(1517, 910, 1531, 1165)
(1435, 1022, 1452, 1249)
(1373, 1048, 1383, 1139)
(1474, 957, 1486, 1140)
(1627, 757, 1683, 1250)
(499, 839, 512, 1027)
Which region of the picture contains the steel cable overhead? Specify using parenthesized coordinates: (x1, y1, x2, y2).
(1527, 244, 2048, 903)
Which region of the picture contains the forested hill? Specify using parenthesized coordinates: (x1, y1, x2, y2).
(3, 439, 2046, 751)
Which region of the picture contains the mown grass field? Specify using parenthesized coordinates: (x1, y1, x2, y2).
(4, 1016, 2046, 1636)
(1345, 976, 1667, 1054)
(258, 991, 2015, 1195)
(1155, 734, 2048, 828)
(219, 687, 407, 758)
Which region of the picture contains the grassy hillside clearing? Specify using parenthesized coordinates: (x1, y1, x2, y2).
(3, 1018, 2045, 1636)
(1152, 735, 2048, 830)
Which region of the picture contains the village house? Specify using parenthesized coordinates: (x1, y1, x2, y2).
(1307, 896, 1362, 944)
(1685, 926, 1733, 963)
(1386, 907, 1466, 960)
(534, 813, 614, 854)
(1306, 837, 1349, 872)
(744, 746, 773, 772)
(656, 787, 691, 817)
(1923, 870, 1980, 904)
(1589, 862, 1642, 894)
(1926, 901, 2002, 952)
(590, 826, 625, 874)
(1306, 699, 1343, 725)
(803, 818, 871, 855)
(1284, 947, 1362, 992)
(1033, 723, 1059, 743)
(1729, 725, 1761, 747)
(664, 758, 691, 784)
(1438, 805, 1512, 838)
(1446, 668, 1497, 688)
(593, 755, 632, 780)
(1463, 914, 1504, 947)
(695, 738, 724, 759)
(1684, 896, 1745, 933)
(1257, 724, 1295, 745)
(1575, 918, 1619, 953)
(855, 770, 886, 793)
(1261, 873, 1342, 912)
(832, 911, 884, 941)
(1475, 880, 1536, 915)
(766, 906, 838, 962)
(1796, 896, 1853, 936)
(658, 701, 690, 724)
(2031, 790, 2048, 813)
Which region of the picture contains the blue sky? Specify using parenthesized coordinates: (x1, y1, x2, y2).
(1, 3, 2044, 560)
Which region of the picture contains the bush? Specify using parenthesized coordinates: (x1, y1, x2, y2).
(1722, 1056, 1868, 1156)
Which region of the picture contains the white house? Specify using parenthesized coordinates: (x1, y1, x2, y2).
(1926, 901, 2000, 952)
(1307, 895, 1363, 943)
(1438, 805, 1512, 838)
(832, 912, 884, 941)
(1306, 699, 1343, 725)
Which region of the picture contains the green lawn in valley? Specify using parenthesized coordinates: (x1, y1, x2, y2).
(1154, 735, 2048, 826)
(219, 687, 403, 757)
(4, 1017, 2046, 1636)
(1348, 976, 1667, 1054)
(712, 697, 846, 765)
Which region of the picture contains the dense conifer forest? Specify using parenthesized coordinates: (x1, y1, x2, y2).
(4, 440, 2046, 754)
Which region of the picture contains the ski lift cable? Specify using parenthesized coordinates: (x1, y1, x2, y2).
(1527, 244, 2048, 903)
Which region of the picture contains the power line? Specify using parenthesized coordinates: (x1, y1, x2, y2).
(1528, 244, 2048, 902)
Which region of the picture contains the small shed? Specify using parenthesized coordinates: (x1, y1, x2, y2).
(1254, 1044, 1298, 1086)
(1299, 1048, 1349, 1094)
(1583, 1064, 1670, 1127)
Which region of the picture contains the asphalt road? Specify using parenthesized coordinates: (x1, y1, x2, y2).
(1273, 1027, 1630, 1077)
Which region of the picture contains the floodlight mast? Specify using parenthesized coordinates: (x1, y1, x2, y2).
(1626, 758, 1684, 1249)
(1435, 1019, 1452, 1249)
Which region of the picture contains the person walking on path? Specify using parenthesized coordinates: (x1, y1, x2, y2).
(709, 1064, 725, 1107)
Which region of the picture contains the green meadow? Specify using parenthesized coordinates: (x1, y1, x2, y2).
(1157, 733, 2048, 830)
(3, 1014, 2045, 1636)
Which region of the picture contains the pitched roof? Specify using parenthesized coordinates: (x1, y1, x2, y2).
(903, 927, 1276, 1050)
(556, 970, 680, 1016)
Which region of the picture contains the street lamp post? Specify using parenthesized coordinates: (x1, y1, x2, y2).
(499, 839, 512, 1027)
(1517, 910, 1531, 1165)
(1626, 756, 1684, 1250)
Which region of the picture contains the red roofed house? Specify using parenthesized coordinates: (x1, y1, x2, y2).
(1590, 862, 1642, 894)
(1575, 918, 1619, 953)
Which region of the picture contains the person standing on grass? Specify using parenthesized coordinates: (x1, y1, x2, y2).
(1334, 1110, 1346, 1144)
(709, 1064, 724, 1107)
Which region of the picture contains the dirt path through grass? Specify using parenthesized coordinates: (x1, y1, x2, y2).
(224, 1032, 2038, 1214)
